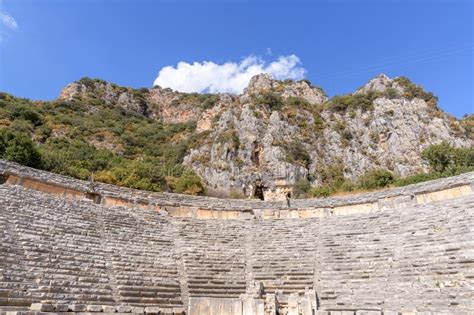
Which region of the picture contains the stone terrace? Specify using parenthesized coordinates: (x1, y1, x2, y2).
(0, 160, 473, 314)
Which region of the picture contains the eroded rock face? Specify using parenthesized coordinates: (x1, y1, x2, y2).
(318, 97, 469, 179)
(60, 81, 150, 116)
(354, 73, 405, 95)
(59, 79, 210, 124)
(244, 73, 328, 105)
(182, 74, 472, 198)
(58, 74, 473, 199)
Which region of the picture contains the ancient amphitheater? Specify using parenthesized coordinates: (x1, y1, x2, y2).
(0, 160, 473, 315)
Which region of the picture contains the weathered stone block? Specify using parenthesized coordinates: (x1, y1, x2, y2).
(117, 305, 133, 313)
(55, 303, 69, 312)
(255, 299, 265, 315)
(131, 306, 145, 313)
(30, 303, 54, 312)
(103, 305, 117, 313)
(300, 299, 312, 315)
(172, 307, 185, 314)
(70, 304, 87, 312)
(87, 304, 103, 312)
(144, 306, 160, 314)
(287, 293, 299, 315)
(159, 308, 173, 315)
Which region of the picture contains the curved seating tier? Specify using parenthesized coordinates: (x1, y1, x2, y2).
(0, 161, 473, 314)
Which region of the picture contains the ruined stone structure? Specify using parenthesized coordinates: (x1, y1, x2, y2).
(262, 178, 293, 202)
(1, 160, 473, 314)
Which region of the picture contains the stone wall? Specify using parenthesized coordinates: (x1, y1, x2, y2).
(0, 160, 473, 314)
(1, 160, 473, 220)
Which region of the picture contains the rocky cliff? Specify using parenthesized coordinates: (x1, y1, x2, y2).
(58, 74, 473, 199)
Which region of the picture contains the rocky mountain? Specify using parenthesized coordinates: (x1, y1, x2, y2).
(56, 74, 473, 200)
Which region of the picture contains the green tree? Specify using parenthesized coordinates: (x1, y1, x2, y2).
(421, 142, 474, 174)
(0, 130, 42, 168)
(421, 142, 454, 173)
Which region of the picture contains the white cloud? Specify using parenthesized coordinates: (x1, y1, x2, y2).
(153, 54, 306, 94)
(0, 11, 18, 30)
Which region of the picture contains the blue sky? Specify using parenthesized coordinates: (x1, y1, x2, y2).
(0, 0, 472, 117)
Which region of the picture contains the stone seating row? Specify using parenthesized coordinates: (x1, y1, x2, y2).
(0, 185, 183, 310)
(1, 182, 473, 313)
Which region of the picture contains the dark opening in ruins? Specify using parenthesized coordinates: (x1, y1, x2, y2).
(253, 181, 265, 200)
(86, 192, 102, 204)
(0, 175, 7, 185)
(251, 141, 260, 166)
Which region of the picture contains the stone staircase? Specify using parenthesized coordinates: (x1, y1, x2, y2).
(249, 219, 318, 298)
(174, 219, 247, 299)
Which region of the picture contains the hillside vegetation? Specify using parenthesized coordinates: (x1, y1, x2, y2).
(0, 92, 204, 194)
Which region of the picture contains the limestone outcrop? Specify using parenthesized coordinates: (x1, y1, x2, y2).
(57, 75, 473, 200)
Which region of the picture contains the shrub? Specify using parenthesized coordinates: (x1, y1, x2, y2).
(394, 76, 438, 105)
(461, 114, 474, 140)
(340, 180, 355, 192)
(78, 77, 106, 88)
(229, 190, 246, 199)
(286, 96, 311, 109)
(329, 95, 352, 112)
(10, 107, 43, 126)
(166, 172, 204, 195)
(94, 170, 118, 184)
(313, 114, 324, 130)
(302, 164, 349, 199)
(172, 93, 219, 110)
(9, 119, 34, 133)
(254, 91, 284, 111)
(309, 185, 334, 198)
(201, 95, 219, 109)
(328, 92, 378, 112)
(293, 178, 311, 198)
(318, 164, 345, 187)
(282, 141, 311, 167)
(394, 172, 441, 187)
(384, 87, 399, 99)
(216, 130, 240, 149)
(356, 169, 394, 190)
